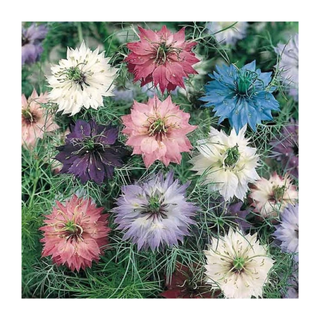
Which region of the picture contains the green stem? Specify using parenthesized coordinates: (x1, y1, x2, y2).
(77, 22, 83, 43)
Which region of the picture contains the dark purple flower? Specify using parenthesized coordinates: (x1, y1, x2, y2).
(270, 119, 298, 178)
(22, 23, 48, 65)
(55, 119, 126, 184)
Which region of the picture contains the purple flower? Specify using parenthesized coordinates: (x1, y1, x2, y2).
(22, 23, 48, 65)
(113, 171, 198, 251)
(210, 197, 252, 232)
(55, 119, 126, 184)
(273, 204, 299, 262)
(270, 119, 298, 178)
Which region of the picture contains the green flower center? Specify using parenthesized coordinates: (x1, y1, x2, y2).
(148, 195, 162, 213)
(22, 108, 37, 124)
(141, 193, 168, 220)
(63, 220, 83, 240)
(237, 70, 258, 95)
(224, 144, 240, 167)
(233, 256, 246, 272)
(155, 42, 170, 65)
(269, 185, 286, 203)
(148, 118, 167, 137)
(66, 65, 89, 90)
(83, 138, 96, 151)
(64, 220, 78, 233)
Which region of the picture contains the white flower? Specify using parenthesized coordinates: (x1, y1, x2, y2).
(206, 21, 248, 45)
(275, 34, 299, 99)
(47, 42, 118, 115)
(204, 228, 274, 299)
(249, 172, 298, 218)
(190, 125, 260, 201)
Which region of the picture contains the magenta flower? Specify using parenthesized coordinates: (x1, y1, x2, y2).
(125, 25, 200, 93)
(121, 95, 197, 168)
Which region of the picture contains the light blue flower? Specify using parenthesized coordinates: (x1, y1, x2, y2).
(200, 61, 280, 132)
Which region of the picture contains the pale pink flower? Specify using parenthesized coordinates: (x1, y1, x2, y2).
(249, 172, 298, 218)
(40, 195, 110, 272)
(21, 89, 59, 148)
(122, 95, 197, 167)
(125, 25, 200, 93)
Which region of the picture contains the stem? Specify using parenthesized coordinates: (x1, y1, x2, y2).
(77, 22, 83, 43)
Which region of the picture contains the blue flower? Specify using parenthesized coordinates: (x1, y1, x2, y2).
(200, 61, 280, 132)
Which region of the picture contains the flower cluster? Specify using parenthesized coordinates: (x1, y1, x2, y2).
(21, 22, 298, 299)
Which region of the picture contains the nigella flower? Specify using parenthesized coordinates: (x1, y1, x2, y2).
(160, 262, 215, 298)
(249, 172, 298, 218)
(273, 204, 299, 262)
(190, 125, 260, 201)
(270, 119, 298, 178)
(55, 119, 125, 184)
(22, 23, 48, 65)
(275, 34, 299, 100)
(113, 171, 198, 251)
(125, 25, 200, 93)
(200, 61, 280, 133)
(121, 95, 197, 168)
(47, 42, 118, 115)
(206, 21, 248, 45)
(21, 89, 59, 149)
(204, 228, 274, 299)
(40, 195, 110, 271)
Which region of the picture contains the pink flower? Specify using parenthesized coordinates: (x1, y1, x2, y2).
(39, 195, 110, 271)
(249, 172, 298, 218)
(125, 25, 200, 93)
(122, 95, 197, 167)
(21, 89, 59, 148)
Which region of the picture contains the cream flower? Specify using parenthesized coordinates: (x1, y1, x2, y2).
(47, 42, 118, 115)
(249, 172, 298, 218)
(190, 125, 260, 201)
(204, 228, 274, 299)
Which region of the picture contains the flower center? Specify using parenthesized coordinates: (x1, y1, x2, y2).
(148, 118, 168, 141)
(155, 42, 170, 65)
(66, 66, 89, 90)
(22, 108, 37, 125)
(22, 35, 29, 46)
(269, 185, 286, 203)
(83, 137, 96, 151)
(64, 220, 83, 241)
(232, 256, 246, 273)
(236, 70, 258, 96)
(224, 144, 240, 167)
(141, 193, 168, 220)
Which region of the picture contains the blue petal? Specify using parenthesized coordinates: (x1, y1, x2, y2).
(242, 60, 256, 72)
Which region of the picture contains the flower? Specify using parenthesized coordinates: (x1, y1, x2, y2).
(121, 95, 197, 168)
(275, 34, 299, 100)
(270, 119, 298, 178)
(47, 41, 118, 115)
(200, 60, 280, 133)
(21, 89, 59, 148)
(125, 25, 199, 93)
(113, 171, 197, 250)
(55, 119, 125, 184)
(204, 228, 274, 299)
(22, 23, 48, 65)
(160, 262, 215, 298)
(273, 204, 299, 262)
(206, 21, 248, 45)
(249, 172, 298, 218)
(39, 195, 110, 271)
(190, 125, 260, 201)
